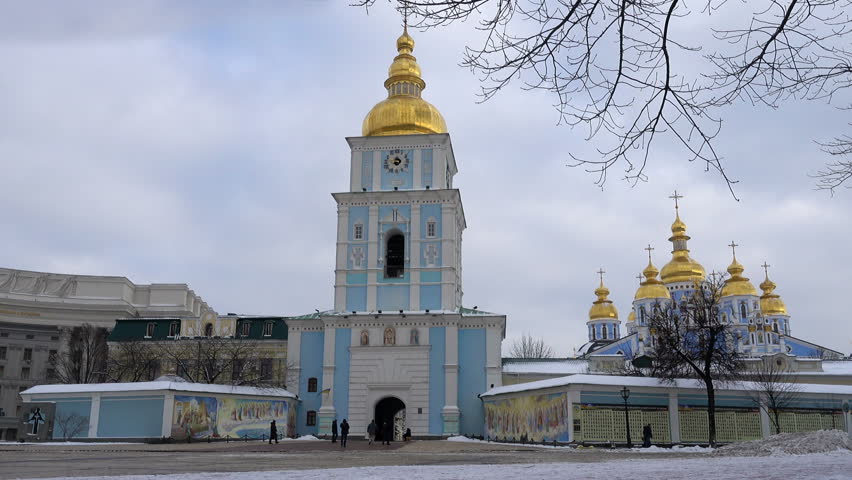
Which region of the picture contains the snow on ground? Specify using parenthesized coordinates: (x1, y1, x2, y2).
(446, 436, 710, 453)
(0, 442, 143, 446)
(445, 436, 573, 449)
(714, 430, 852, 456)
(281, 435, 321, 441)
(32, 453, 852, 480)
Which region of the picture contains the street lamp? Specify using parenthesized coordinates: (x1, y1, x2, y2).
(620, 386, 632, 448)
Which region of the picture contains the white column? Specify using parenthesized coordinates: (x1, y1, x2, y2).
(88, 393, 101, 438)
(373, 151, 382, 191)
(412, 149, 422, 189)
(318, 324, 337, 436)
(367, 205, 380, 311)
(668, 390, 680, 444)
(565, 390, 576, 443)
(410, 204, 421, 310)
(442, 322, 460, 435)
(349, 150, 359, 191)
(161, 393, 175, 437)
(334, 205, 349, 311)
(759, 403, 772, 439)
(485, 324, 502, 389)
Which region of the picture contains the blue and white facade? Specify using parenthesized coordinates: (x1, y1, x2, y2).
(285, 32, 506, 438)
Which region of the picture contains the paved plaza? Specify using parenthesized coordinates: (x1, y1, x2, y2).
(0, 439, 716, 479)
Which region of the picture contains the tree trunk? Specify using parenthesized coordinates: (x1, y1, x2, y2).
(773, 409, 782, 435)
(706, 380, 717, 448)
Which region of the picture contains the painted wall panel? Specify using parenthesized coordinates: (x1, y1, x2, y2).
(171, 395, 291, 439)
(428, 326, 446, 435)
(361, 152, 374, 191)
(421, 149, 433, 187)
(299, 331, 325, 435)
(346, 286, 367, 312)
(98, 395, 164, 438)
(377, 285, 410, 311)
(458, 328, 486, 436)
(42, 397, 91, 439)
(420, 271, 441, 283)
(420, 285, 442, 311)
(334, 328, 352, 421)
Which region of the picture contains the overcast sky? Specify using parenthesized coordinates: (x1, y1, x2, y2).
(1, 1, 850, 356)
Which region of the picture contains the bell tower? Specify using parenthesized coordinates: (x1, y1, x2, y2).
(332, 28, 465, 314)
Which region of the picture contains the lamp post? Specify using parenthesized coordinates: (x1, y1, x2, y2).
(620, 386, 632, 448)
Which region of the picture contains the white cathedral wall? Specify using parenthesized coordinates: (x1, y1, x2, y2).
(347, 345, 431, 435)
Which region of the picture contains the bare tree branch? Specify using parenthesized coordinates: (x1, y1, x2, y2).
(508, 334, 556, 358)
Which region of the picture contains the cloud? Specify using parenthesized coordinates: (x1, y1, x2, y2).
(0, 1, 849, 356)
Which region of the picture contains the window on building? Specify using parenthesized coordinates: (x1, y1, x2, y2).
(146, 323, 155, 338)
(0, 407, 5, 417)
(306, 411, 317, 426)
(601, 325, 608, 340)
(354, 223, 364, 240)
(0, 332, 8, 337)
(25, 334, 34, 340)
(740, 303, 748, 320)
(240, 322, 251, 337)
(22, 348, 32, 362)
(0, 365, 5, 377)
(204, 323, 214, 337)
(260, 359, 273, 382)
(0, 346, 6, 360)
(385, 232, 405, 278)
(307, 377, 318, 393)
(263, 322, 273, 337)
(639, 307, 646, 324)
(50, 336, 59, 341)
(410, 329, 420, 345)
(168, 322, 180, 338)
(773, 322, 779, 333)
(21, 367, 30, 380)
(426, 220, 437, 238)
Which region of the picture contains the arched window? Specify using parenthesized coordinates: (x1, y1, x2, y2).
(307, 377, 318, 392)
(601, 324, 608, 340)
(410, 329, 420, 345)
(383, 327, 396, 345)
(306, 410, 317, 426)
(385, 232, 405, 278)
(168, 322, 180, 337)
(240, 321, 251, 337)
(773, 322, 779, 333)
(740, 302, 748, 320)
(360, 330, 369, 346)
(146, 322, 155, 338)
(639, 306, 646, 325)
(204, 323, 214, 337)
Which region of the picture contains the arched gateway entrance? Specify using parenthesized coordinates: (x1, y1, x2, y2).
(374, 396, 405, 441)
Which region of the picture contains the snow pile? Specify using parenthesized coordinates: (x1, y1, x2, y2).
(282, 435, 321, 441)
(446, 436, 574, 449)
(714, 430, 852, 457)
(624, 445, 711, 453)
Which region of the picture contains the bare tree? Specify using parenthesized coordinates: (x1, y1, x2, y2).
(745, 360, 800, 435)
(151, 337, 282, 388)
(53, 412, 89, 440)
(50, 324, 109, 384)
(647, 276, 742, 447)
(509, 334, 556, 358)
(106, 341, 162, 383)
(355, 0, 852, 194)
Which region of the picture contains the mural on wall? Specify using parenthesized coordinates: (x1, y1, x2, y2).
(217, 398, 289, 438)
(171, 395, 289, 439)
(484, 393, 570, 442)
(172, 396, 218, 439)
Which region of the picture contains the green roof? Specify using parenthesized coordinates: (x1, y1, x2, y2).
(108, 317, 288, 341)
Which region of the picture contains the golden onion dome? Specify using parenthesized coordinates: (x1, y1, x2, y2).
(362, 29, 448, 137)
(635, 260, 672, 300)
(589, 280, 619, 320)
(660, 211, 706, 284)
(721, 255, 758, 297)
(759, 270, 788, 315)
(627, 310, 636, 322)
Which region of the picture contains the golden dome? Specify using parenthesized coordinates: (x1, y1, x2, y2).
(660, 211, 707, 284)
(627, 310, 636, 322)
(589, 280, 619, 320)
(721, 255, 758, 297)
(635, 260, 672, 300)
(759, 270, 788, 315)
(362, 29, 448, 137)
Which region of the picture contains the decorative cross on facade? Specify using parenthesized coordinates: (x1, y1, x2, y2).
(424, 244, 438, 266)
(669, 190, 683, 210)
(728, 241, 739, 258)
(761, 262, 771, 277)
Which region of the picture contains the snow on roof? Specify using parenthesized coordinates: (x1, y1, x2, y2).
(21, 381, 297, 399)
(502, 359, 589, 375)
(820, 360, 852, 375)
(481, 374, 852, 398)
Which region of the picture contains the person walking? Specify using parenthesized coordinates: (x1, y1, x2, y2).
(382, 420, 393, 445)
(269, 420, 278, 444)
(367, 419, 377, 445)
(331, 419, 338, 443)
(403, 427, 411, 442)
(340, 419, 350, 448)
(642, 424, 653, 448)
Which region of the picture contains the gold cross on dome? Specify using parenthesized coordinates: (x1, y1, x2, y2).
(644, 244, 654, 263)
(761, 262, 771, 277)
(728, 241, 739, 258)
(636, 273, 644, 285)
(709, 271, 720, 283)
(669, 190, 683, 210)
(597, 268, 606, 284)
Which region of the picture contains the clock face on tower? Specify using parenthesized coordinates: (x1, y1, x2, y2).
(384, 149, 410, 173)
